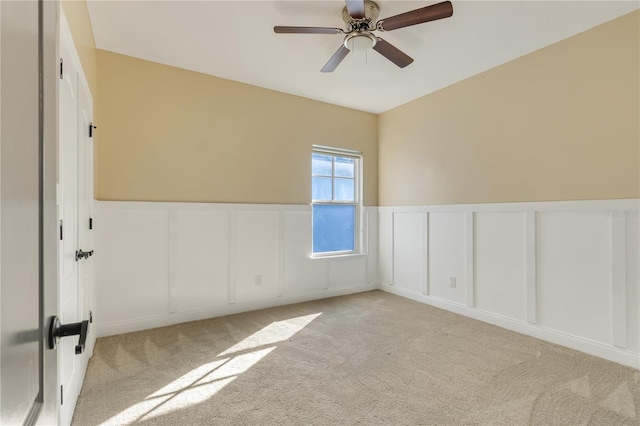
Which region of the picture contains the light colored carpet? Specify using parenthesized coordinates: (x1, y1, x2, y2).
(73, 291, 640, 425)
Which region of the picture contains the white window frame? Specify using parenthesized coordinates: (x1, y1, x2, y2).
(311, 145, 363, 258)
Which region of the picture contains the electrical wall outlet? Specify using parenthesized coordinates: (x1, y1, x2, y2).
(255, 274, 262, 286)
(449, 277, 456, 288)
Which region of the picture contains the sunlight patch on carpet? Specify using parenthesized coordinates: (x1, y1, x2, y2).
(218, 313, 322, 357)
(98, 312, 322, 425)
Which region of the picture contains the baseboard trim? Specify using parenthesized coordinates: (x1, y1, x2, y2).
(381, 284, 640, 369)
(97, 283, 377, 337)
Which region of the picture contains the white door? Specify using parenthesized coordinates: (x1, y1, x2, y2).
(0, 1, 59, 425)
(58, 13, 94, 425)
(77, 67, 95, 358)
(58, 23, 80, 426)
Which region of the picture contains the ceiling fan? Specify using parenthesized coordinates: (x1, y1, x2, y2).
(274, 0, 454, 72)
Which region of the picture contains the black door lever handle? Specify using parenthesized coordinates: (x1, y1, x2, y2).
(47, 316, 89, 354)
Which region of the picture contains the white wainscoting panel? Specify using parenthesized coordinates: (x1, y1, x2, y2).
(393, 213, 424, 293)
(475, 212, 526, 321)
(525, 211, 537, 323)
(95, 202, 377, 337)
(169, 211, 229, 313)
(429, 212, 467, 304)
(537, 212, 612, 345)
(378, 211, 393, 286)
(626, 216, 639, 353)
(329, 256, 367, 288)
(234, 212, 279, 304)
(96, 209, 169, 324)
(283, 212, 325, 295)
(366, 209, 379, 286)
(611, 215, 627, 348)
(379, 199, 640, 368)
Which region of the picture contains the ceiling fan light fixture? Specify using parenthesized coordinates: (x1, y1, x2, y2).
(274, 0, 454, 72)
(344, 32, 377, 53)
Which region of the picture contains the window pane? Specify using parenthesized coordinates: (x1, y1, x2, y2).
(334, 156, 354, 178)
(312, 153, 332, 176)
(313, 205, 355, 253)
(334, 178, 354, 201)
(312, 177, 332, 201)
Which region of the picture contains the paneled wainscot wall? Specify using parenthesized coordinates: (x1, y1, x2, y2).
(379, 199, 640, 369)
(95, 199, 639, 368)
(95, 202, 378, 336)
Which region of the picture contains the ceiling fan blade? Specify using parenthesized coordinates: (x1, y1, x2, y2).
(345, 0, 366, 19)
(274, 26, 343, 34)
(321, 45, 350, 73)
(378, 1, 453, 31)
(373, 38, 414, 68)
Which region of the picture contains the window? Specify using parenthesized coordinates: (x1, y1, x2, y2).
(311, 146, 361, 256)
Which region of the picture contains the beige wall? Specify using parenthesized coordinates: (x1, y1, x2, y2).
(96, 50, 378, 205)
(378, 11, 640, 206)
(61, 0, 96, 98)
(63, 5, 638, 207)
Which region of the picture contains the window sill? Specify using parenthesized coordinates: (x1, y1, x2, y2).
(309, 253, 367, 261)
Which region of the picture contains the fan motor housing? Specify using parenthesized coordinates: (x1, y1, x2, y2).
(342, 0, 380, 30)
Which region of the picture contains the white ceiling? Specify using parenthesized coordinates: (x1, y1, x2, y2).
(87, 1, 639, 114)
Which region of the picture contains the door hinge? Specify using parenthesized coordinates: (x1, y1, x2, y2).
(60, 385, 63, 405)
(59, 220, 63, 241)
(89, 123, 96, 138)
(59, 58, 63, 79)
(89, 217, 93, 230)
